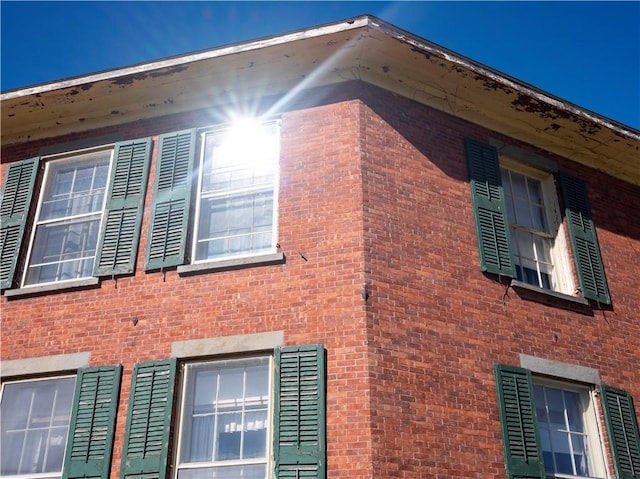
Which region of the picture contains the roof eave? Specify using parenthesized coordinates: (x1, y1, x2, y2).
(2, 15, 638, 185)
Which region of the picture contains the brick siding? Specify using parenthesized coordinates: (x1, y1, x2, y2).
(2, 81, 638, 478)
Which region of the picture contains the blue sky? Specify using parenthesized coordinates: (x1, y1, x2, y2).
(2, 1, 639, 129)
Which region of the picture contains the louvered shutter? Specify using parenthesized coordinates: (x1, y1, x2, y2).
(600, 385, 640, 479)
(273, 345, 326, 479)
(63, 365, 122, 479)
(494, 365, 545, 479)
(94, 139, 152, 276)
(0, 157, 40, 289)
(120, 359, 177, 479)
(464, 139, 516, 277)
(145, 130, 196, 270)
(558, 172, 610, 304)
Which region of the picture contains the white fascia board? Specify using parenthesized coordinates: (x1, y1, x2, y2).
(0, 16, 371, 101)
(368, 17, 640, 139)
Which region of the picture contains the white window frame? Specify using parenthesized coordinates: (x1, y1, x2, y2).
(175, 355, 274, 479)
(191, 120, 280, 265)
(500, 157, 575, 295)
(0, 375, 76, 479)
(21, 146, 114, 288)
(533, 377, 609, 479)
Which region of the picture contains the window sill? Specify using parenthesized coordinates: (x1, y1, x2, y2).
(3, 277, 100, 299)
(510, 280, 589, 306)
(177, 252, 286, 277)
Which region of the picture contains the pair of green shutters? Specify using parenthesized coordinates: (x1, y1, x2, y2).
(61, 345, 326, 479)
(0, 130, 200, 290)
(495, 364, 640, 479)
(0, 138, 152, 289)
(465, 139, 611, 304)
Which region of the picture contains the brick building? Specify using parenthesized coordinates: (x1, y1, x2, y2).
(1, 16, 639, 479)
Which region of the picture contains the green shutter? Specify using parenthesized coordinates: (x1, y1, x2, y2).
(120, 359, 177, 479)
(63, 365, 122, 479)
(494, 365, 545, 479)
(273, 345, 326, 479)
(94, 139, 152, 277)
(465, 139, 516, 277)
(600, 385, 640, 479)
(145, 130, 196, 270)
(0, 157, 40, 289)
(558, 172, 610, 304)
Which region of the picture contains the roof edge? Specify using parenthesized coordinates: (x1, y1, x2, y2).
(0, 15, 373, 100)
(367, 17, 640, 139)
(2, 14, 638, 142)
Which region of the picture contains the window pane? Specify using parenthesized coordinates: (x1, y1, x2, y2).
(532, 235, 552, 265)
(218, 367, 244, 404)
(501, 169, 512, 198)
(552, 428, 574, 474)
(188, 415, 214, 462)
(216, 412, 242, 460)
(243, 410, 267, 459)
(193, 369, 217, 411)
(538, 427, 554, 473)
(527, 176, 544, 205)
(23, 429, 50, 473)
(534, 384, 548, 420)
(0, 377, 75, 477)
(564, 390, 586, 432)
(571, 433, 591, 476)
(545, 387, 566, 430)
(52, 384, 75, 427)
(0, 431, 25, 475)
(514, 197, 533, 229)
(532, 205, 546, 232)
(245, 363, 269, 402)
(44, 427, 68, 472)
(509, 170, 527, 196)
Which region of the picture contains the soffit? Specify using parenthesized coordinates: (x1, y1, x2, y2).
(2, 16, 638, 185)
(1, 19, 367, 146)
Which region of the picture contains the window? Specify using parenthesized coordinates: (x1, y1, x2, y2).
(0, 139, 152, 292)
(23, 150, 111, 286)
(177, 357, 271, 479)
(533, 381, 606, 478)
(194, 122, 278, 262)
(119, 346, 326, 479)
(1, 376, 75, 479)
(465, 139, 610, 304)
(500, 166, 570, 292)
(144, 119, 281, 272)
(495, 365, 640, 479)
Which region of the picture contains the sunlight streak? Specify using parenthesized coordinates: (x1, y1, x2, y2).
(261, 31, 362, 119)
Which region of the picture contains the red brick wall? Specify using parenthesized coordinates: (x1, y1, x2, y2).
(2, 81, 639, 478)
(358, 84, 640, 478)
(1, 98, 372, 479)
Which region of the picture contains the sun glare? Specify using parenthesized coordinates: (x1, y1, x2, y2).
(217, 118, 277, 168)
